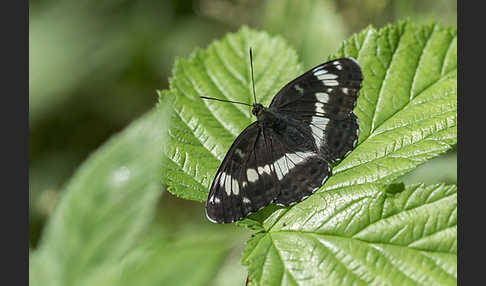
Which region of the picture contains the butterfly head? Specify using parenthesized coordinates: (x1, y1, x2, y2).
(251, 103, 265, 118)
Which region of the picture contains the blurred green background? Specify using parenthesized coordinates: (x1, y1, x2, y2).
(29, 0, 456, 280)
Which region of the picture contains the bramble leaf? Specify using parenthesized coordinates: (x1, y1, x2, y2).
(242, 183, 457, 286)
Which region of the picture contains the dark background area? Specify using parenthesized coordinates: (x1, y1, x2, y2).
(29, 0, 457, 249)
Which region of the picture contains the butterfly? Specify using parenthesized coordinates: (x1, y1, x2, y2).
(203, 49, 363, 223)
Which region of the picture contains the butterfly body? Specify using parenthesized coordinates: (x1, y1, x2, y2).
(206, 58, 363, 223)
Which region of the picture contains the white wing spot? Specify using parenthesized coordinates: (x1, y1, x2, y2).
(296, 151, 315, 158)
(247, 169, 258, 183)
(317, 73, 338, 81)
(294, 84, 304, 94)
(286, 151, 314, 166)
(225, 174, 232, 196)
(313, 69, 328, 76)
(315, 92, 329, 103)
(315, 102, 325, 113)
(274, 164, 284, 180)
(257, 164, 272, 176)
(336, 65, 342, 70)
(333, 61, 340, 65)
(275, 156, 290, 178)
(324, 80, 339, 86)
(232, 178, 239, 195)
(219, 172, 226, 188)
(257, 166, 264, 175)
(310, 117, 330, 147)
(275, 152, 314, 175)
(286, 157, 296, 169)
(242, 181, 247, 188)
(235, 149, 245, 158)
(312, 116, 330, 126)
(214, 197, 221, 203)
(263, 164, 271, 175)
(243, 197, 251, 204)
(311, 125, 323, 146)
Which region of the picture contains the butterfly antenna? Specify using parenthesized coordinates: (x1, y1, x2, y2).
(249, 48, 257, 104)
(198, 96, 251, 107)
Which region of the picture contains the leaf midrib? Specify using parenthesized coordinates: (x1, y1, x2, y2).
(440, 35, 457, 76)
(268, 231, 456, 255)
(369, 26, 405, 134)
(262, 186, 456, 249)
(409, 24, 437, 101)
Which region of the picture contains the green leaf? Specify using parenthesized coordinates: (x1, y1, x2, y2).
(29, 107, 168, 286)
(160, 26, 302, 201)
(242, 183, 457, 286)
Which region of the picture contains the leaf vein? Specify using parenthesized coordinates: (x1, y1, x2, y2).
(440, 35, 457, 76)
(409, 27, 436, 101)
(352, 192, 456, 238)
(369, 28, 404, 135)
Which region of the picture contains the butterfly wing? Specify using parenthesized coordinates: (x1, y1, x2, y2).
(206, 119, 332, 222)
(269, 57, 362, 162)
(205, 122, 281, 223)
(262, 121, 331, 206)
(206, 58, 363, 222)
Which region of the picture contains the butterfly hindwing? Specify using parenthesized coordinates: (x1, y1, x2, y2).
(264, 124, 331, 206)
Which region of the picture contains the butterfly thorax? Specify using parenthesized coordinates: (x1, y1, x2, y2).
(252, 103, 286, 130)
(251, 103, 265, 118)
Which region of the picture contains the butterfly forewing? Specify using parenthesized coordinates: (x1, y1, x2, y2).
(205, 123, 280, 223)
(270, 58, 362, 162)
(269, 58, 362, 109)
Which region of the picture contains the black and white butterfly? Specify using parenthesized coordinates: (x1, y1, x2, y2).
(204, 51, 362, 223)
